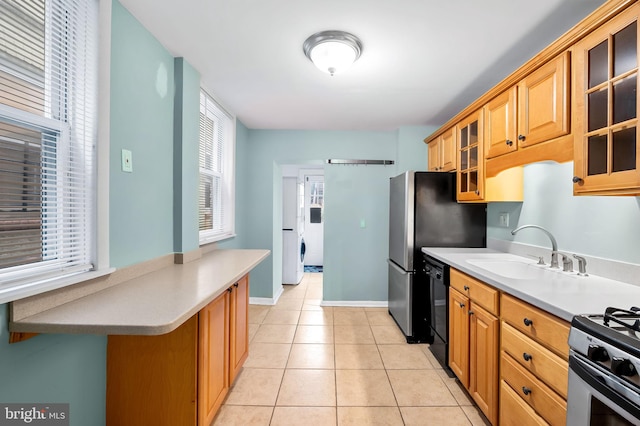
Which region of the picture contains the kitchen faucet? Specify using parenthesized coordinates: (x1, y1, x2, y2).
(511, 225, 559, 269)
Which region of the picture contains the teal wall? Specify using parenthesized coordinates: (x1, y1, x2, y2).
(109, 0, 175, 267)
(0, 3, 202, 425)
(240, 129, 427, 301)
(396, 125, 436, 172)
(488, 162, 640, 264)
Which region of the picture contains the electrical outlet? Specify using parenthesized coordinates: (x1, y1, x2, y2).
(498, 212, 510, 228)
(121, 149, 133, 173)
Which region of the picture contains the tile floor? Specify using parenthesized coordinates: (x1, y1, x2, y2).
(212, 273, 490, 426)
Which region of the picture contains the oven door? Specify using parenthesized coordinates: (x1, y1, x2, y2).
(567, 351, 640, 426)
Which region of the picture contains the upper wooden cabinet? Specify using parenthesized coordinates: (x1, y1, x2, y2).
(518, 52, 570, 147)
(573, 4, 640, 195)
(428, 127, 457, 172)
(456, 110, 485, 201)
(485, 53, 570, 160)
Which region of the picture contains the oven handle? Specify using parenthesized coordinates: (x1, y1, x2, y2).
(570, 354, 640, 420)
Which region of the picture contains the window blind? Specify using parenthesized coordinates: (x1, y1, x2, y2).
(0, 0, 98, 293)
(199, 91, 234, 241)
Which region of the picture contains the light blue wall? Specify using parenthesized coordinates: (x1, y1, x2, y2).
(396, 125, 436, 172)
(242, 129, 401, 301)
(109, 0, 175, 267)
(488, 162, 640, 264)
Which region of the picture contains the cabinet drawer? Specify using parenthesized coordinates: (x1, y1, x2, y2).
(450, 269, 499, 315)
(501, 323, 568, 398)
(501, 294, 570, 360)
(500, 380, 549, 426)
(501, 351, 567, 425)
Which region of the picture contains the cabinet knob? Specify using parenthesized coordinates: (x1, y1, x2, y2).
(468, 310, 474, 316)
(523, 318, 533, 327)
(227, 287, 233, 293)
(523, 352, 533, 361)
(475, 190, 480, 195)
(463, 285, 470, 291)
(522, 386, 532, 396)
(234, 282, 239, 287)
(518, 134, 526, 141)
(459, 302, 465, 308)
(506, 139, 513, 146)
(572, 176, 584, 184)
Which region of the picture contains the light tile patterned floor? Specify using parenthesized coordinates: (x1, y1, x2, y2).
(213, 273, 490, 426)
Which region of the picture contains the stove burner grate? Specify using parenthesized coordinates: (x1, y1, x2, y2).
(604, 307, 640, 334)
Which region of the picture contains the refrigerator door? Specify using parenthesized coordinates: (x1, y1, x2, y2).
(414, 172, 486, 248)
(389, 171, 415, 271)
(388, 259, 413, 336)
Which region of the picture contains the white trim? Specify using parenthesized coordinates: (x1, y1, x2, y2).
(320, 300, 389, 308)
(249, 285, 284, 306)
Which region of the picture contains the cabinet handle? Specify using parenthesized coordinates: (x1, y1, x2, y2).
(459, 302, 465, 308)
(468, 310, 474, 316)
(506, 139, 513, 146)
(463, 285, 469, 291)
(518, 134, 526, 141)
(572, 176, 584, 184)
(522, 386, 532, 396)
(234, 282, 239, 287)
(523, 318, 533, 327)
(523, 352, 533, 361)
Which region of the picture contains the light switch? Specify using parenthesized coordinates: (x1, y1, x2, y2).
(499, 212, 510, 227)
(121, 149, 133, 173)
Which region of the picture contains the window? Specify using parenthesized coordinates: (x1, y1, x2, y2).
(199, 90, 235, 243)
(0, 0, 99, 302)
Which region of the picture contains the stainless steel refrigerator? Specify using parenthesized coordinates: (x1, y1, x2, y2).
(388, 171, 486, 342)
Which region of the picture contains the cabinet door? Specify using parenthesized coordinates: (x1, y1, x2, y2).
(198, 291, 230, 426)
(229, 275, 249, 383)
(518, 52, 570, 148)
(428, 140, 441, 171)
(457, 110, 484, 201)
(469, 303, 499, 426)
(573, 5, 640, 194)
(499, 380, 549, 426)
(441, 128, 457, 172)
(485, 87, 518, 159)
(449, 288, 470, 388)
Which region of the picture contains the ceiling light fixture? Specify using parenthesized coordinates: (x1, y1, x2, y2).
(303, 30, 363, 76)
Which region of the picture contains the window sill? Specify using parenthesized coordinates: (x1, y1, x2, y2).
(199, 232, 237, 246)
(1, 268, 115, 305)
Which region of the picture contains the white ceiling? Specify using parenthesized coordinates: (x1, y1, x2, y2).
(119, 0, 607, 131)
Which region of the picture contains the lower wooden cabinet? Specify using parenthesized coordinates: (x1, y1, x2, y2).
(449, 278, 499, 425)
(500, 380, 549, 426)
(107, 274, 250, 426)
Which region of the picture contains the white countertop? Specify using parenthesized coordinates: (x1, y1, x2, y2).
(422, 247, 640, 322)
(10, 249, 270, 335)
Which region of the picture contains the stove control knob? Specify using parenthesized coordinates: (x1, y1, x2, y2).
(587, 345, 610, 362)
(611, 357, 638, 377)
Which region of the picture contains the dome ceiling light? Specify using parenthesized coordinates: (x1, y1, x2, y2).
(303, 30, 363, 76)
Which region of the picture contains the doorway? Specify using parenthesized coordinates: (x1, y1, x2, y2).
(301, 170, 324, 268)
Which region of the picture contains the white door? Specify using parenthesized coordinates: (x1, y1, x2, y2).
(303, 173, 324, 266)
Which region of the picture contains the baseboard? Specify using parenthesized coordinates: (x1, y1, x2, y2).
(321, 300, 388, 308)
(249, 285, 285, 306)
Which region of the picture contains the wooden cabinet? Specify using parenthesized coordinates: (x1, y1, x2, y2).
(485, 87, 518, 159)
(500, 294, 570, 425)
(449, 269, 499, 425)
(499, 380, 549, 426)
(428, 127, 457, 172)
(485, 53, 570, 161)
(107, 275, 250, 426)
(456, 110, 485, 201)
(573, 4, 640, 195)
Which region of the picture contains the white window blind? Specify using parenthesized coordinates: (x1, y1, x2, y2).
(199, 90, 235, 243)
(0, 0, 98, 299)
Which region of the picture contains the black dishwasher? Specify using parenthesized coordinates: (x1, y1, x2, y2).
(424, 255, 452, 373)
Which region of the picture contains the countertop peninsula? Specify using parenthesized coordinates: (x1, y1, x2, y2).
(10, 249, 270, 336)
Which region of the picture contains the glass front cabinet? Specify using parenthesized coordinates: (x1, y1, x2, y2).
(573, 4, 640, 195)
(456, 109, 484, 201)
